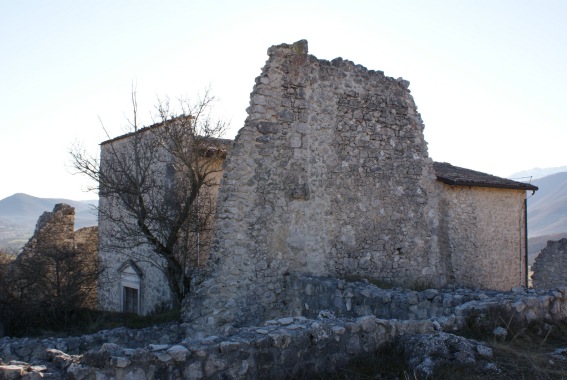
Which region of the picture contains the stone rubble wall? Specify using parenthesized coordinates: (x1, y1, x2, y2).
(532, 238, 567, 289)
(2, 282, 567, 379)
(186, 39, 442, 332)
(21, 203, 76, 256)
(284, 276, 494, 320)
(0, 317, 441, 380)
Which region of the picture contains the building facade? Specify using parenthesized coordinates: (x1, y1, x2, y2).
(97, 118, 227, 315)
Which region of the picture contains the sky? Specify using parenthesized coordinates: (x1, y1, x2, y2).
(1, 0, 566, 200)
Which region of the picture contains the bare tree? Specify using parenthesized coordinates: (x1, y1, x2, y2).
(70, 89, 229, 306)
(0, 237, 101, 335)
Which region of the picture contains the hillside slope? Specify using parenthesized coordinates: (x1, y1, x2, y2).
(528, 172, 567, 237)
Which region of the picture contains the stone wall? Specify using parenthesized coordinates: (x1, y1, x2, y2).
(14, 204, 99, 311)
(3, 282, 567, 379)
(98, 127, 181, 315)
(437, 184, 527, 289)
(75, 226, 99, 309)
(21, 204, 98, 262)
(97, 244, 172, 315)
(97, 207, 174, 315)
(532, 238, 567, 289)
(21, 203, 75, 256)
(186, 40, 443, 331)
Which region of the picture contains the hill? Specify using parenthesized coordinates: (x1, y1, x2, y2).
(0, 193, 97, 251)
(525, 171, 567, 262)
(510, 166, 567, 181)
(528, 172, 567, 237)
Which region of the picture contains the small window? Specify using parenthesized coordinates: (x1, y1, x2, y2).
(123, 286, 139, 314)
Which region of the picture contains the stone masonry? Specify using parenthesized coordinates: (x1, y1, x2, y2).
(21, 203, 98, 263)
(185, 40, 444, 331)
(2, 283, 567, 379)
(532, 238, 567, 289)
(17, 204, 99, 309)
(21, 203, 76, 256)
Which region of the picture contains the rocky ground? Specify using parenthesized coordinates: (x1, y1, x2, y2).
(2, 285, 567, 379)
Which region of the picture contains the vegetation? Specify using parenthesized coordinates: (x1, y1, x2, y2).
(0, 242, 101, 337)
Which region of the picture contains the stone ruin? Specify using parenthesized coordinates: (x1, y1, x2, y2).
(2, 284, 567, 379)
(17, 203, 99, 310)
(0, 40, 551, 379)
(183, 40, 533, 333)
(21, 203, 77, 256)
(185, 39, 441, 331)
(20, 203, 98, 261)
(532, 238, 567, 289)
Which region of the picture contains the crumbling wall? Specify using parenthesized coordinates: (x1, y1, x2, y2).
(16, 204, 99, 311)
(21, 203, 75, 256)
(186, 40, 442, 331)
(532, 238, 567, 289)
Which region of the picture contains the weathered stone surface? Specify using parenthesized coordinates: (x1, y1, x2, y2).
(183, 40, 532, 333)
(166, 345, 190, 362)
(532, 238, 567, 289)
(7, 204, 100, 317)
(436, 184, 529, 290)
(97, 123, 228, 316)
(186, 39, 443, 332)
(0, 365, 23, 379)
(398, 332, 499, 378)
(3, 282, 567, 379)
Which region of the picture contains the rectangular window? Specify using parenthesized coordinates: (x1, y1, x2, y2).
(123, 286, 139, 313)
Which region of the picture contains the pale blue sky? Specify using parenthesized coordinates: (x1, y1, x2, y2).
(1, 0, 566, 200)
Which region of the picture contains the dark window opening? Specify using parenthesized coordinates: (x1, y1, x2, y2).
(123, 286, 139, 314)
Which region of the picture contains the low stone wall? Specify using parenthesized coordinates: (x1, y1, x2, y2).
(1, 317, 443, 379)
(284, 276, 489, 320)
(3, 280, 567, 379)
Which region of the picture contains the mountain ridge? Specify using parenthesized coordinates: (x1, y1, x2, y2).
(510, 166, 567, 181)
(528, 172, 567, 237)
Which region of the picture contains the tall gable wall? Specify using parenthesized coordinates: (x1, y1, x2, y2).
(185, 40, 443, 330)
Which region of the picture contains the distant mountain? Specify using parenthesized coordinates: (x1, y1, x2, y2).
(0, 193, 98, 251)
(528, 172, 567, 237)
(510, 166, 567, 181)
(525, 170, 567, 261)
